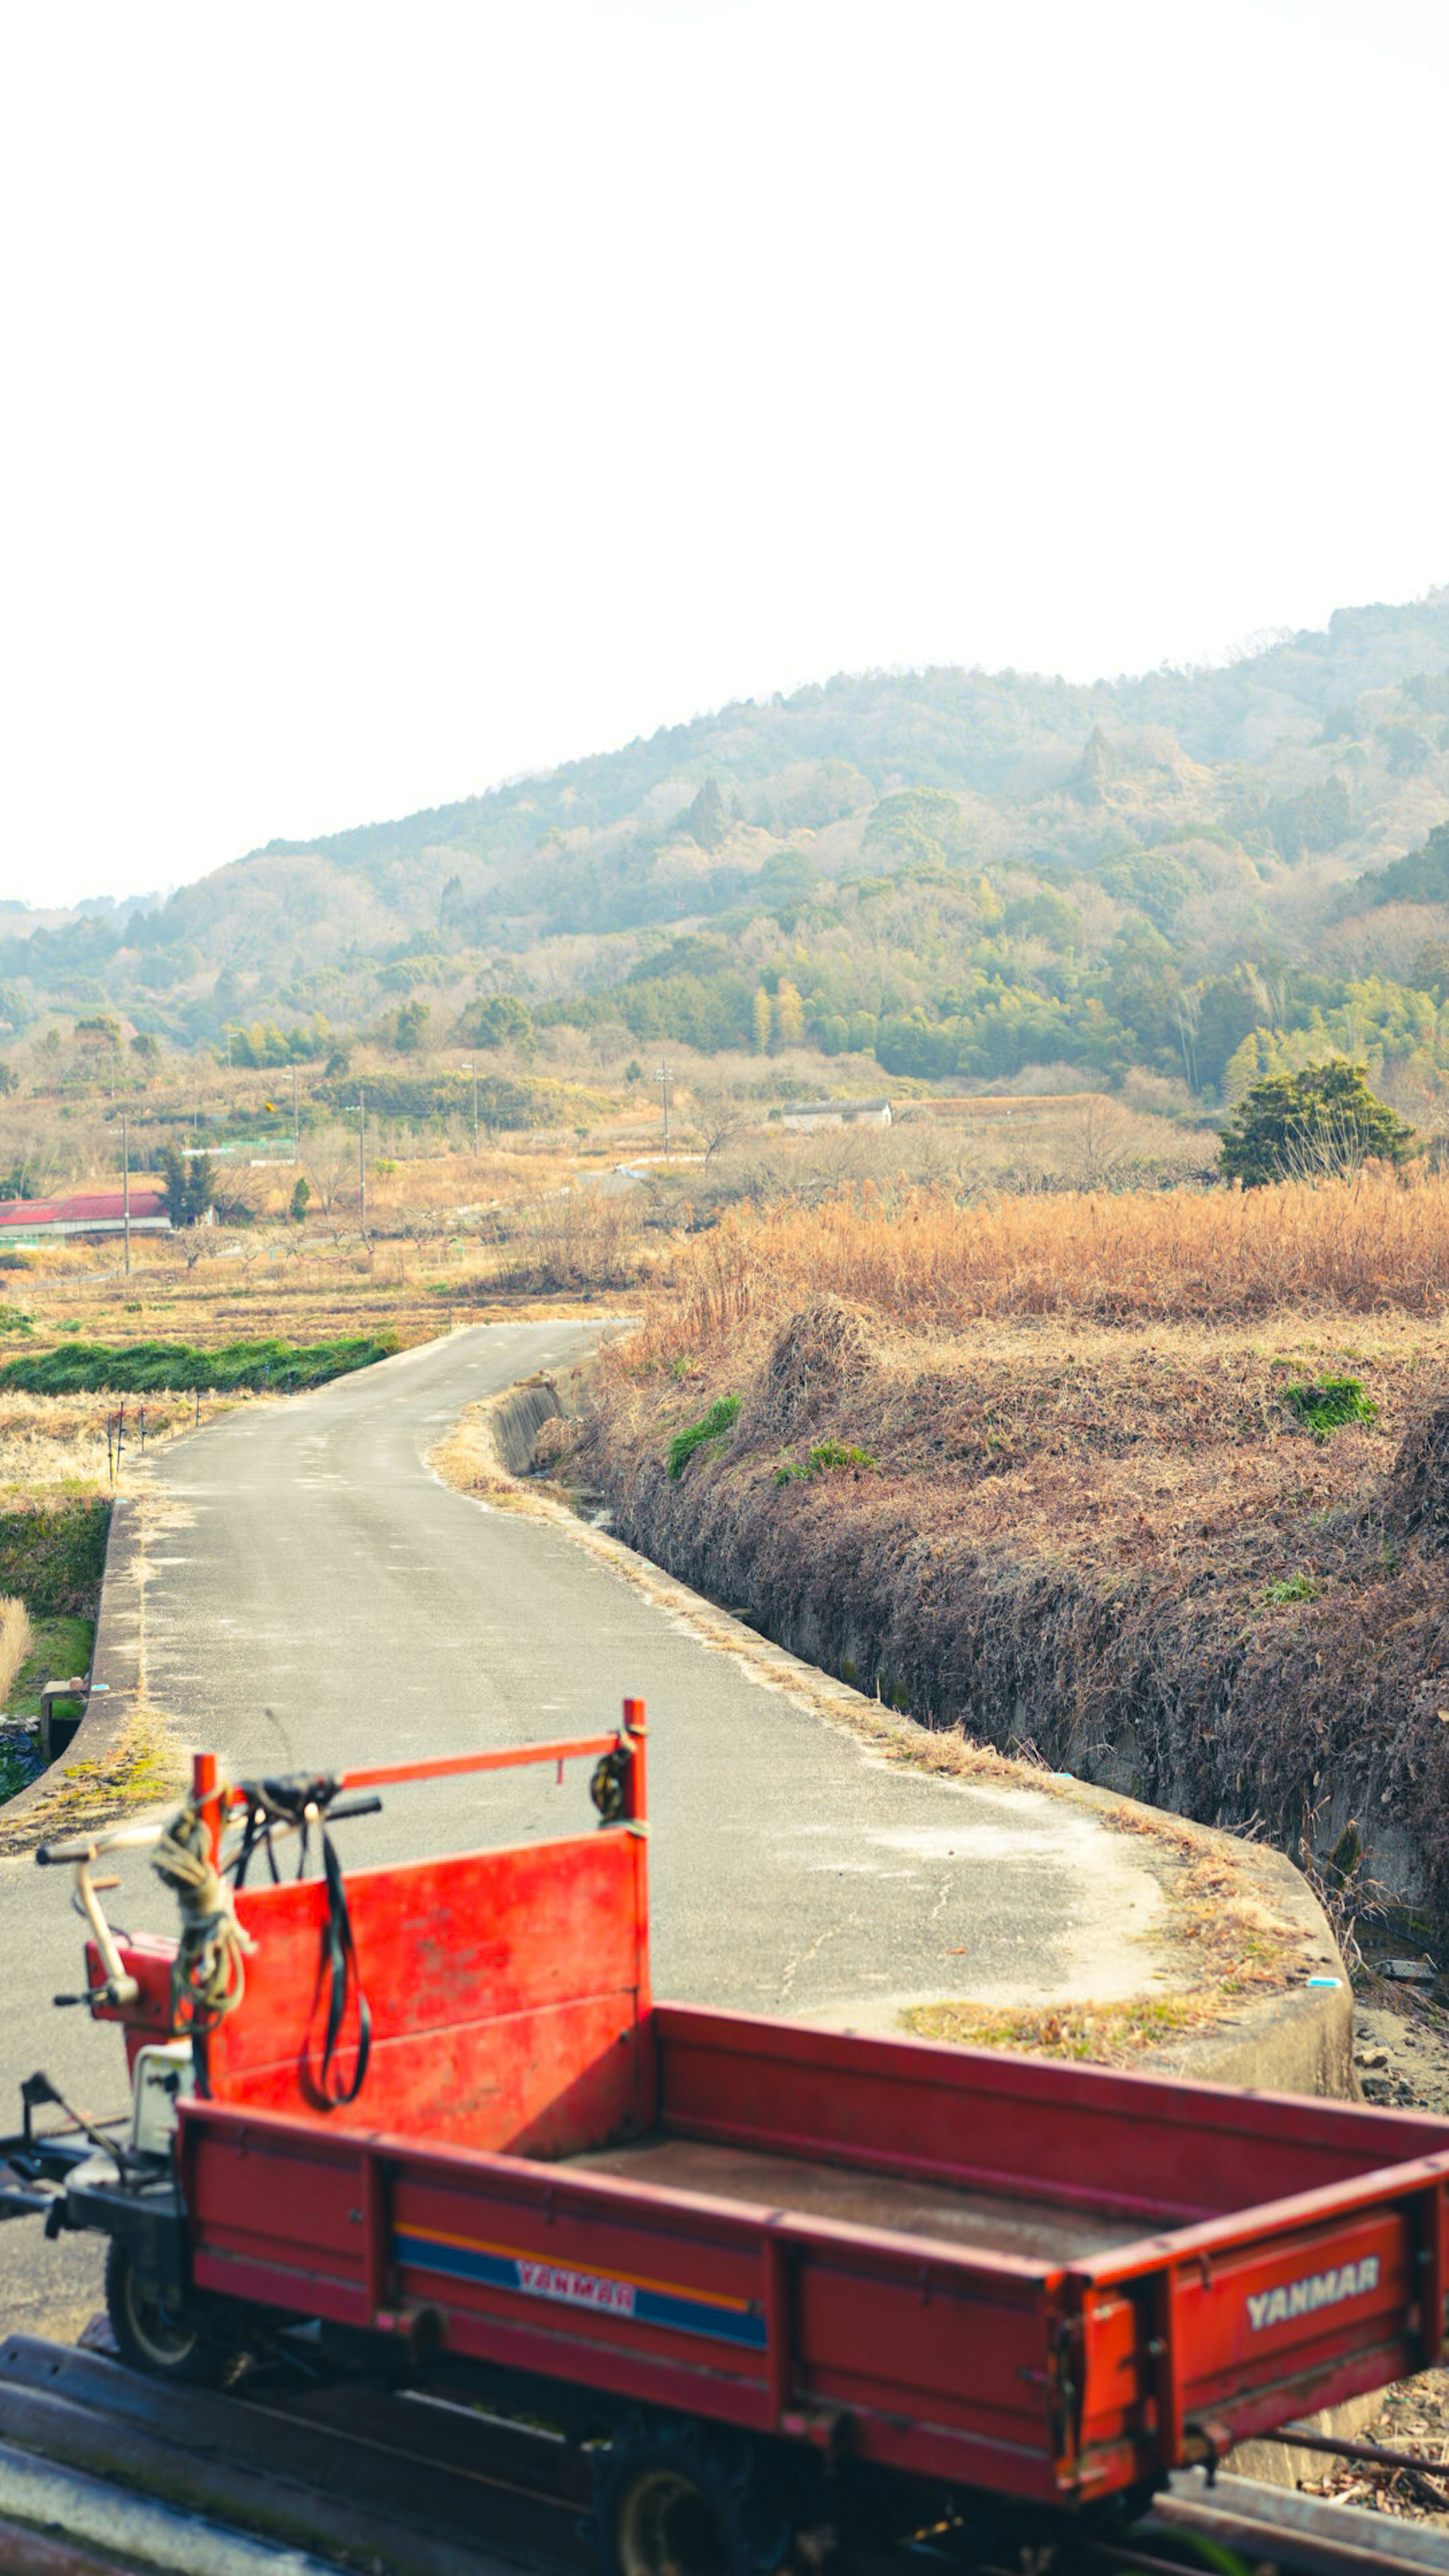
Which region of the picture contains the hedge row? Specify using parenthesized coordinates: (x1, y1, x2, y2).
(0, 1335, 397, 1396)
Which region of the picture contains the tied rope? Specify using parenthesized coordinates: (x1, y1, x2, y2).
(151, 1806, 254, 2071)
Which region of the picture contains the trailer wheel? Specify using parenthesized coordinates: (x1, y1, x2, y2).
(104, 2239, 246, 2387)
(595, 2416, 798, 2576)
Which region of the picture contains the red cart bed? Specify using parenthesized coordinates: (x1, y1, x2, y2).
(89, 1712, 1449, 2516)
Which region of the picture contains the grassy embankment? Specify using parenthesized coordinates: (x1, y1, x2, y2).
(561, 1168, 1449, 1962)
(0, 1499, 111, 1798)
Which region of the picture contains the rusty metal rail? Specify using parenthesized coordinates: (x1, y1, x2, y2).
(3, 2333, 1449, 2575)
(0, 2333, 589, 2574)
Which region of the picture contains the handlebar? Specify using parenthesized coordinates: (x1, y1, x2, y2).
(35, 1778, 386, 2016)
(32, 1717, 642, 2026)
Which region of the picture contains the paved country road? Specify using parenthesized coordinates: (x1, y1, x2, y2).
(0, 1320, 1169, 2337)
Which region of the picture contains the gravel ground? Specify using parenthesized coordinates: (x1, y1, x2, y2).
(1306, 1986, 1449, 2523)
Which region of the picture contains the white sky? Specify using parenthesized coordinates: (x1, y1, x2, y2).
(3, 0, 1447, 910)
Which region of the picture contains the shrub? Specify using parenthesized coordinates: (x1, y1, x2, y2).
(776, 1439, 877, 1485)
(808, 1440, 876, 1473)
(1219, 1062, 1415, 1186)
(667, 1394, 740, 1479)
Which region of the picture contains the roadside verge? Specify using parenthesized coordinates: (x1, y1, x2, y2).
(440, 1368, 1359, 2103)
(0, 1497, 178, 1854)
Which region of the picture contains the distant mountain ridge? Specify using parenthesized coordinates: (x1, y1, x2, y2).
(4, 587, 1449, 1077)
(235, 586, 1449, 876)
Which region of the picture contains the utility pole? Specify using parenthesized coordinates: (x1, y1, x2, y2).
(656, 1059, 672, 1156)
(291, 1063, 300, 1163)
(357, 1084, 366, 1239)
(121, 1110, 131, 1276)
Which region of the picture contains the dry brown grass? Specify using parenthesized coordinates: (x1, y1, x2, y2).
(654, 1165, 1449, 1342)
(0, 1595, 34, 1706)
(902, 1996, 1211, 2062)
(0, 1389, 237, 1495)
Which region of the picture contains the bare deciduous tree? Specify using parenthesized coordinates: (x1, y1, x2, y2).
(697, 1089, 749, 1164)
(305, 1125, 358, 1216)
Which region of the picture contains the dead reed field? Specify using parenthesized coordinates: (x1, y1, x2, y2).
(565, 1168, 1449, 1941)
(656, 1164, 1449, 1337)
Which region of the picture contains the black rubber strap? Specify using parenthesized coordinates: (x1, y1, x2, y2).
(318, 1828, 371, 2107)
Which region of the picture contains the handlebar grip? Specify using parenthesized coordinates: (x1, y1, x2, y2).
(323, 1796, 383, 1825)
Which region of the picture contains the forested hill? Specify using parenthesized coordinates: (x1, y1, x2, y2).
(8, 587, 1449, 1102)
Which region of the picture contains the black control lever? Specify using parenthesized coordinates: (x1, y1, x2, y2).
(20, 2074, 130, 2178)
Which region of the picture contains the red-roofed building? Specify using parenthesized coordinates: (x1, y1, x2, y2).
(0, 1190, 173, 1241)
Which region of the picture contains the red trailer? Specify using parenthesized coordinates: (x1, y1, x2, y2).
(7, 1704, 1449, 2573)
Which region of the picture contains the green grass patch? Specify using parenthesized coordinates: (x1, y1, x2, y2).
(667, 1394, 741, 1479)
(1281, 1376, 1378, 1439)
(0, 1307, 32, 1335)
(0, 1613, 95, 1805)
(0, 1500, 109, 1617)
(776, 1439, 877, 1486)
(8, 1615, 94, 1722)
(0, 1334, 398, 1397)
(1263, 1571, 1318, 1606)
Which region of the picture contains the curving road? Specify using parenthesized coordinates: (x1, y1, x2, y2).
(0, 1321, 1170, 2337)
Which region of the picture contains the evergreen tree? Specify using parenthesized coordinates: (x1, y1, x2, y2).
(158, 1146, 217, 1226)
(683, 778, 728, 852)
(1219, 1061, 1415, 1186)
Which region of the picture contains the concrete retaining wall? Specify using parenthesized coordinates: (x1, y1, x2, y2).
(487, 1375, 577, 1477)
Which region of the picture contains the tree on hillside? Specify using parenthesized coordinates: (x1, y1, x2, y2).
(697, 1088, 748, 1164)
(1218, 1061, 1415, 1186)
(393, 998, 431, 1055)
(455, 993, 533, 1053)
(683, 778, 728, 851)
(305, 1126, 358, 1218)
(158, 1146, 217, 1227)
(773, 980, 804, 1049)
(1352, 819, 1449, 911)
